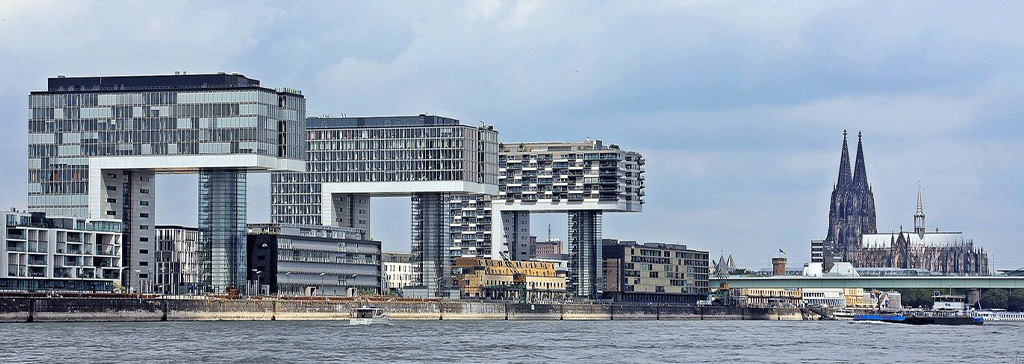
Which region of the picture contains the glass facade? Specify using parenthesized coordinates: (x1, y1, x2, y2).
(198, 169, 246, 293)
(29, 73, 305, 293)
(411, 192, 451, 296)
(568, 210, 602, 298)
(271, 116, 499, 227)
(269, 116, 498, 298)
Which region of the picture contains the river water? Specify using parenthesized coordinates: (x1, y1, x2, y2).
(1, 320, 1021, 363)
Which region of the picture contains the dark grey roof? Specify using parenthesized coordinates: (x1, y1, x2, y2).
(306, 115, 460, 129)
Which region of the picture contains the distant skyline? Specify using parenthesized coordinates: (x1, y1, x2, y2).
(1, 1, 1022, 270)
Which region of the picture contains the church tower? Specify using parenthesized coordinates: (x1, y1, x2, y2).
(852, 132, 878, 237)
(823, 131, 878, 269)
(914, 184, 926, 238)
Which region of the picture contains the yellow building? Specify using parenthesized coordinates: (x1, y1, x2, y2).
(844, 288, 868, 308)
(453, 257, 566, 300)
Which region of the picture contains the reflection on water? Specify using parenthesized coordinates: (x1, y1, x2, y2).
(0, 320, 1020, 363)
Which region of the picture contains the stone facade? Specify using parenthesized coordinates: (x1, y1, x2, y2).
(823, 131, 876, 269)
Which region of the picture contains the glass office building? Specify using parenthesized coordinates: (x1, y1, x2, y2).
(28, 73, 305, 292)
(271, 115, 498, 297)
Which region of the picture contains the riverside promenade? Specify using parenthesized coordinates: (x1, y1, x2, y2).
(0, 296, 785, 322)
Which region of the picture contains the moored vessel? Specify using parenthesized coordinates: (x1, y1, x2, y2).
(853, 293, 983, 325)
(976, 309, 1024, 323)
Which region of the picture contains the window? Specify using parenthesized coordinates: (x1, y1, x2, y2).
(107, 198, 117, 203)
(139, 213, 149, 218)
(139, 274, 148, 278)
(649, 272, 658, 278)
(106, 186, 116, 191)
(139, 225, 149, 230)
(140, 189, 150, 194)
(106, 211, 116, 216)
(140, 176, 150, 182)
(140, 249, 149, 254)
(140, 201, 149, 206)
(107, 173, 117, 178)
(139, 261, 148, 266)
(139, 237, 148, 242)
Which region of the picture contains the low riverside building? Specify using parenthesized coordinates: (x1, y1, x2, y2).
(247, 223, 381, 296)
(601, 239, 710, 304)
(382, 251, 413, 294)
(802, 288, 847, 308)
(736, 288, 803, 307)
(154, 225, 199, 295)
(453, 257, 566, 300)
(1, 211, 122, 292)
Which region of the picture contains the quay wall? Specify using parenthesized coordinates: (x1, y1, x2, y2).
(0, 297, 776, 323)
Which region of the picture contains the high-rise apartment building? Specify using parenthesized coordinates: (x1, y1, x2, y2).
(447, 195, 494, 260)
(28, 73, 305, 292)
(271, 115, 498, 297)
(494, 140, 644, 298)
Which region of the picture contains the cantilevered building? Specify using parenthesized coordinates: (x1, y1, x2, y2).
(28, 73, 305, 292)
(494, 140, 644, 298)
(271, 115, 499, 297)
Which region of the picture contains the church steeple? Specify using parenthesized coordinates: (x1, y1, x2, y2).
(853, 131, 869, 190)
(915, 183, 926, 237)
(836, 130, 853, 188)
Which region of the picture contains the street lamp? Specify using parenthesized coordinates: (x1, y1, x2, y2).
(283, 271, 291, 297)
(320, 272, 326, 296)
(134, 269, 142, 295)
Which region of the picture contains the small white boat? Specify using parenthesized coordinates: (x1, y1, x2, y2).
(833, 308, 855, 320)
(350, 306, 389, 325)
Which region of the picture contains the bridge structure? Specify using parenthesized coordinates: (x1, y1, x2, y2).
(711, 276, 1024, 290)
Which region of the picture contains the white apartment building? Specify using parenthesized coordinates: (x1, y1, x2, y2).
(1, 211, 122, 292)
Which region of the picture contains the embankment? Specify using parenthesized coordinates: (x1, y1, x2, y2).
(0, 297, 784, 323)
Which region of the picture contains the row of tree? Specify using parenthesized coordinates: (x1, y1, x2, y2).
(893, 288, 1024, 310)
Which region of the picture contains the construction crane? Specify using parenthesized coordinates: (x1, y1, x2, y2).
(499, 251, 527, 303)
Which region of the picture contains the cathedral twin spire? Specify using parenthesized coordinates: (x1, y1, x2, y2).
(835, 130, 870, 191)
(826, 130, 878, 267)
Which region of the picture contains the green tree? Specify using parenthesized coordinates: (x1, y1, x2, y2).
(897, 288, 934, 308)
(981, 289, 1009, 309)
(1008, 289, 1024, 311)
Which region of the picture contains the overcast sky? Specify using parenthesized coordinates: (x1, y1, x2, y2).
(1, 1, 1022, 270)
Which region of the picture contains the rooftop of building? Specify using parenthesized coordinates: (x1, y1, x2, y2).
(306, 114, 472, 129)
(602, 239, 700, 252)
(500, 139, 624, 153)
(154, 225, 199, 231)
(4, 211, 121, 232)
(33, 72, 302, 95)
(247, 222, 368, 241)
